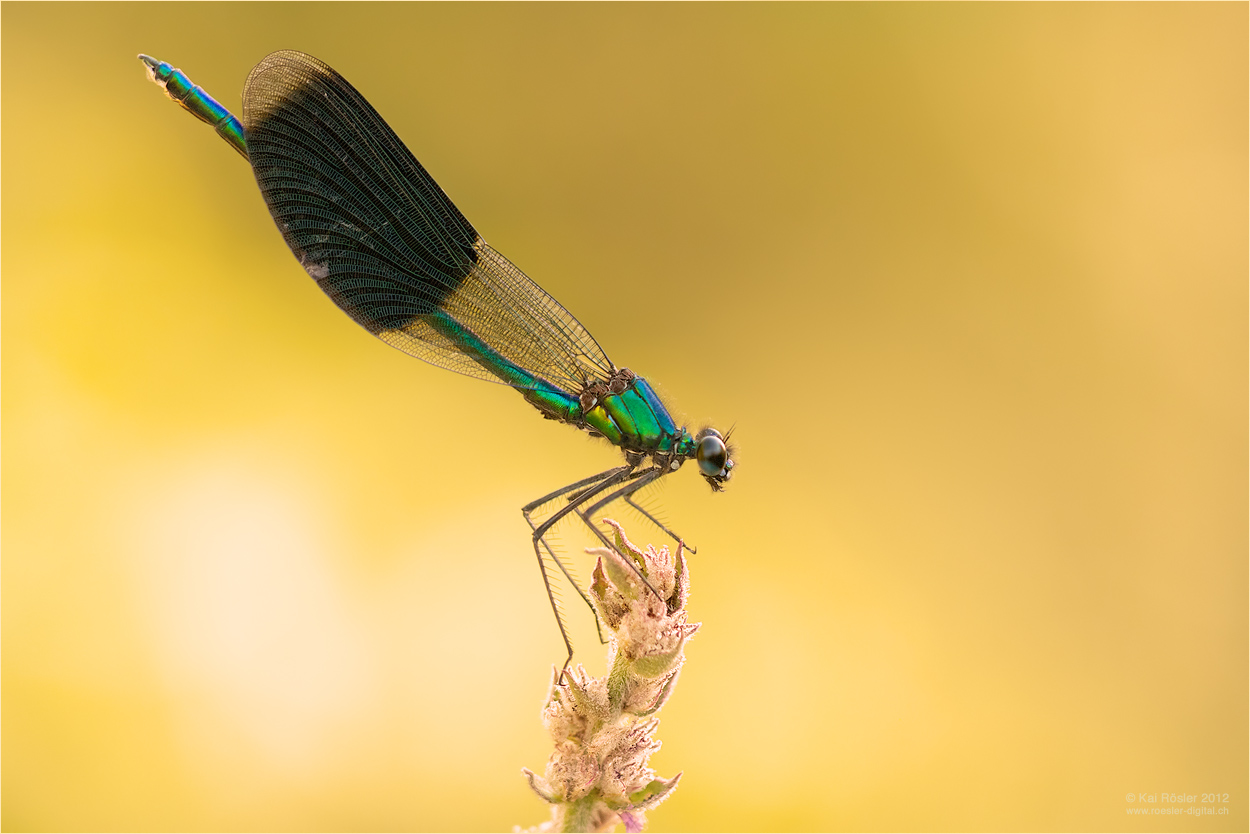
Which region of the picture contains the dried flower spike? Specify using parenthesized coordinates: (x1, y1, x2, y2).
(522, 520, 698, 833)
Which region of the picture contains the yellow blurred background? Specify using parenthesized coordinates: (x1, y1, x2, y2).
(3, 3, 1245, 831)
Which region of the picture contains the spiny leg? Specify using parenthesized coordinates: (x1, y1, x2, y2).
(524, 466, 637, 682)
(576, 467, 670, 547)
(522, 466, 631, 516)
(557, 468, 672, 609)
(622, 493, 696, 555)
(525, 525, 575, 684)
(526, 466, 681, 682)
(522, 465, 632, 644)
(522, 511, 610, 647)
(571, 467, 685, 603)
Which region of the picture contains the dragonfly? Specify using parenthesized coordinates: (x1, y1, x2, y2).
(138, 50, 734, 675)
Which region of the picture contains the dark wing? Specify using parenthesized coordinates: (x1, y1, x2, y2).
(241, 50, 614, 393)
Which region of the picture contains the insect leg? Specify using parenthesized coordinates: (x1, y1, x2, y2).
(622, 493, 696, 555)
(524, 466, 637, 682)
(522, 467, 632, 647)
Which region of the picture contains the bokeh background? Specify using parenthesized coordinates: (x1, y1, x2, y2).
(3, 3, 1245, 832)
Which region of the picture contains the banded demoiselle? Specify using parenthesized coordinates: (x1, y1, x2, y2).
(138, 50, 735, 674)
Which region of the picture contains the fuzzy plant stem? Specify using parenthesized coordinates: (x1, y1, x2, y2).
(522, 520, 699, 833)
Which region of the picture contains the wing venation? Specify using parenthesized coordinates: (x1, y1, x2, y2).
(241, 50, 615, 393)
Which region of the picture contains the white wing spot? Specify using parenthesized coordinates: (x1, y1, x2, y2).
(300, 257, 330, 281)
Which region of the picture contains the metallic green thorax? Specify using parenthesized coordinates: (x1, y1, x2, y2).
(577, 377, 692, 455)
(425, 310, 695, 459)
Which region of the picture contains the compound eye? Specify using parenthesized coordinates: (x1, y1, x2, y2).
(696, 434, 728, 477)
